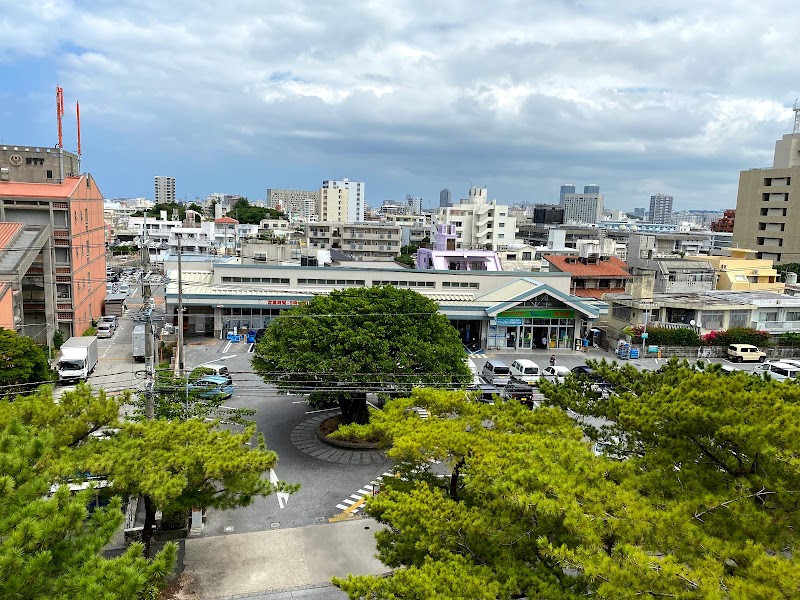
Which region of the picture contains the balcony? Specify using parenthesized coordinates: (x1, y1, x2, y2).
(648, 321, 694, 330)
(754, 321, 800, 333)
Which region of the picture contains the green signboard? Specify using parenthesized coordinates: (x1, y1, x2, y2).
(498, 308, 575, 320)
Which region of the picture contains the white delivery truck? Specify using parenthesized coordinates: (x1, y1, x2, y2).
(132, 324, 146, 361)
(57, 336, 99, 384)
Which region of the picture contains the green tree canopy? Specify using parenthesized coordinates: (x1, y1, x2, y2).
(0, 328, 54, 390)
(333, 380, 800, 598)
(252, 286, 472, 423)
(226, 197, 285, 224)
(0, 385, 176, 599)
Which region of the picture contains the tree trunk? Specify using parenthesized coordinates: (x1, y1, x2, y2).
(338, 393, 370, 425)
(142, 494, 156, 558)
(450, 457, 465, 501)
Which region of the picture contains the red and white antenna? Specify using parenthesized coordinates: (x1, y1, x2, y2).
(56, 85, 65, 148)
(76, 100, 82, 156)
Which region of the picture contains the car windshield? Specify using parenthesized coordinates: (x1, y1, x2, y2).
(493, 367, 510, 375)
(59, 360, 84, 370)
(523, 367, 537, 374)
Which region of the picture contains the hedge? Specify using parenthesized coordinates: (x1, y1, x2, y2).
(702, 328, 771, 347)
(630, 326, 702, 347)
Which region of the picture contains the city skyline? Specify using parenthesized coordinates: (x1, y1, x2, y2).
(1, 1, 797, 210)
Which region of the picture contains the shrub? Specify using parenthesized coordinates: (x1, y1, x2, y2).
(630, 326, 702, 347)
(702, 328, 771, 347)
(777, 332, 800, 347)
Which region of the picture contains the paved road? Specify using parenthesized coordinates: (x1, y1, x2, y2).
(183, 340, 392, 534)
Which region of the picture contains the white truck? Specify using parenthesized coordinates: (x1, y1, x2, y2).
(57, 336, 99, 384)
(132, 324, 146, 361)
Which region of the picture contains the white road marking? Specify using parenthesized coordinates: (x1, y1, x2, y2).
(269, 468, 290, 509)
(222, 341, 232, 353)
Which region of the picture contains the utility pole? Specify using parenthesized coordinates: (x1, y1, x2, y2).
(177, 233, 185, 376)
(142, 211, 154, 420)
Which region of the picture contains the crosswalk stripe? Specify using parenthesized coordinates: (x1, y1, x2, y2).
(342, 499, 356, 505)
(335, 504, 348, 510)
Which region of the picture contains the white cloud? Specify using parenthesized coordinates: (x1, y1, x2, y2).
(3, 0, 799, 207)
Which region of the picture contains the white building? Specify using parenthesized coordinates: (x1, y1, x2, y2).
(561, 192, 604, 224)
(305, 222, 401, 260)
(319, 179, 364, 223)
(266, 188, 320, 216)
(154, 176, 176, 204)
(434, 186, 517, 250)
(406, 195, 423, 215)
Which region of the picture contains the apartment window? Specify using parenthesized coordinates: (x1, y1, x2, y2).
(728, 310, 750, 328)
(787, 311, 800, 322)
(506, 254, 517, 260)
(46, 170, 53, 179)
(522, 252, 532, 260)
(499, 222, 506, 227)
(759, 311, 778, 322)
(701, 311, 724, 329)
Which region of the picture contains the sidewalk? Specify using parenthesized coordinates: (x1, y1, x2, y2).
(180, 518, 389, 598)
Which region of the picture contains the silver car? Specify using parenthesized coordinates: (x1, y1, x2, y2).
(96, 322, 114, 338)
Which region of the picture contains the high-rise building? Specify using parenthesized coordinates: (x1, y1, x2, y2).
(406, 195, 423, 215)
(439, 188, 452, 208)
(319, 179, 364, 223)
(559, 184, 575, 204)
(154, 176, 176, 204)
(649, 193, 674, 224)
(732, 108, 800, 264)
(561, 192, 604, 224)
(634, 207, 646, 218)
(584, 184, 600, 194)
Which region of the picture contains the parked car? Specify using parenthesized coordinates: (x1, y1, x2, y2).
(570, 365, 611, 393)
(188, 375, 234, 399)
(96, 322, 114, 339)
(509, 359, 541, 384)
(117, 282, 130, 295)
(464, 358, 482, 386)
(254, 328, 266, 342)
(481, 359, 511, 387)
(469, 382, 501, 404)
(502, 381, 540, 409)
(100, 316, 118, 331)
(754, 361, 800, 382)
(727, 343, 766, 363)
(542, 365, 571, 383)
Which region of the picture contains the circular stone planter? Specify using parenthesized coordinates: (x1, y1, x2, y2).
(316, 415, 381, 450)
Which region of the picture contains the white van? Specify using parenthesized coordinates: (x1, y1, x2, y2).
(509, 359, 541, 384)
(755, 361, 800, 382)
(481, 359, 511, 387)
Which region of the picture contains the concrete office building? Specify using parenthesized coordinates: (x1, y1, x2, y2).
(532, 204, 565, 225)
(649, 193, 674, 224)
(561, 192, 604, 224)
(634, 207, 646, 218)
(319, 179, 364, 223)
(406, 195, 423, 215)
(439, 188, 452, 208)
(154, 176, 176, 204)
(732, 113, 800, 264)
(0, 175, 106, 337)
(584, 184, 600, 194)
(559, 184, 575, 203)
(0, 144, 80, 183)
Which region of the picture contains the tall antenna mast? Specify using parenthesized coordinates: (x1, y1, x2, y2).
(56, 86, 64, 148)
(76, 100, 82, 156)
(794, 98, 800, 134)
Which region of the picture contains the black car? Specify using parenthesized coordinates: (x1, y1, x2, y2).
(254, 328, 266, 342)
(468, 382, 502, 404)
(502, 381, 538, 408)
(570, 365, 612, 393)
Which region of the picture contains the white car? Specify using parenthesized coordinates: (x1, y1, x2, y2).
(541, 365, 571, 383)
(117, 282, 130, 295)
(96, 322, 114, 338)
(754, 361, 800, 382)
(509, 359, 541, 384)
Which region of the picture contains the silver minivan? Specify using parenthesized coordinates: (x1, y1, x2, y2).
(755, 361, 800, 382)
(481, 359, 511, 387)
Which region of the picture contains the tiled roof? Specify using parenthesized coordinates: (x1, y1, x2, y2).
(0, 223, 23, 250)
(214, 217, 239, 224)
(545, 255, 631, 278)
(0, 177, 83, 199)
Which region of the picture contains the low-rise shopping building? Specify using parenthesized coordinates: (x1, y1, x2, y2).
(164, 258, 605, 351)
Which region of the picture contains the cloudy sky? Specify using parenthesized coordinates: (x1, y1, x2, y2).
(1, 0, 797, 211)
